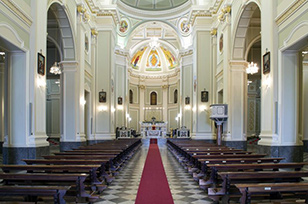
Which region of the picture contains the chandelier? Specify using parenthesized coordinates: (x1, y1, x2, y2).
(246, 62, 259, 75)
(50, 62, 61, 75)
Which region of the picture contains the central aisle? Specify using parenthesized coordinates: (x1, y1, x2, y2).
(98, 139, 213, 204)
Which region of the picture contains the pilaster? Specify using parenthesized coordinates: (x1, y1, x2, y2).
(60, 61, 86, 142)
(224, 60, 248, 149)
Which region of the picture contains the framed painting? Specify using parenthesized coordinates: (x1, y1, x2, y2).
(37, 53, 45, 76)
(201, 90, 209, 102)
(99, 91, 107, 103)
(185, 97, 190, 105)
(118, 97, 123, 105)
(263, 51, 270, 74)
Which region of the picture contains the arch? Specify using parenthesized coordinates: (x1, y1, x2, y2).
(125, 20, 183, 49)
(174, 89, 178, 103)
(244, 35, 261, 61)
(47, 2, 75, 61)
(232, 2, 261, 60)
(47, 36, 63, 61)
(129, 89, 133, 104)
(150, 91, 157, 105)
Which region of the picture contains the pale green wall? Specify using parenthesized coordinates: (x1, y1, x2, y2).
(197, 31, 212, 132)
(145, 87, 162, 105)
(169, 84, 178, 104)
(0, 10, 30, 49)
(116, 65, 125, 127)
(168, 108, 178, 130)
(96, 31, 112, 133)
(278, 11, 308, 48)
(129, 109, 139, 130)
(129, 84, 139, 104)
(183, 65, 192, 128)
(23, 0, 31, 6)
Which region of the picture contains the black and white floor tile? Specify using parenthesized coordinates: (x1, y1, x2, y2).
(96, 139, 214, 204)
(1, 141, 308, 203)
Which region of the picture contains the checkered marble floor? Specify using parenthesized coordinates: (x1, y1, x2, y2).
(95, 139, 213, 204)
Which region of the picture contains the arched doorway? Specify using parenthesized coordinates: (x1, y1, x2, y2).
(46, 2, 76, 150)
(231, 2, 261, 149)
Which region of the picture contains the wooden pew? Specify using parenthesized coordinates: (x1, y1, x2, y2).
(0, 165, 103, 189)
(200, 163, 308, 187)
(235, 183, 308, 204)
(0, 186, 71, 204)
(191, 157, 284, 181)
(23, 159, 113, 184)
(207, 171, 308, 203)
(0, 173, 92, 200)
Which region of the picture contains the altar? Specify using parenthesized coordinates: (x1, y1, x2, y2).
(140, 119, 167, 138)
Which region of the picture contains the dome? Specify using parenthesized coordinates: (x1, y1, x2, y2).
(120, 0, 189, 11)
(130, 44, 177, 73)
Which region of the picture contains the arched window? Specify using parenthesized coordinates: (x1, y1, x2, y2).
(129, 90, 133, 104)
(150, 92, 157, 105)
(174, 89, 178, 104)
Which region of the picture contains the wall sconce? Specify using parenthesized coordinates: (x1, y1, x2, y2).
(185, 105, 191, 110)
(98, 105, 108, 112)
(80, 98, 86, 106)
(264, 75, 271, 89)
(37, 76, 46, 88)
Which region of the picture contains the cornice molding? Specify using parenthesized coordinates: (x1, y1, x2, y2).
(276, 0, 307, 26)
(1, 0, 32, 27)
(128, 68, 180, 79)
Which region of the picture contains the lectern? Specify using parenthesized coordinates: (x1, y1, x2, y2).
(210, 104, 228, 146)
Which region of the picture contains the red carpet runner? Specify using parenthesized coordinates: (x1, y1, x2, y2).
(135, 139, 174, 204)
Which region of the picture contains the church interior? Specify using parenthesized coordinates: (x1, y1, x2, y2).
(1, 0, 308, 203)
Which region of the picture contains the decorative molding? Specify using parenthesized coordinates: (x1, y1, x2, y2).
(180, 49, 193, 57)
(138, 85, 146, 89)
(283, 21, 308, 47)
(210, 28, 217, 36)
(0, 0, 32, 27)
(128, 68, 180, 80)
(276, 0, 307, 26)
(161, 85, 169, 89)
(0, 23, 25, 48)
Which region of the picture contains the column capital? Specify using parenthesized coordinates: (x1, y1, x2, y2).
(161, 85, 169, 89)
(229, 60, 248, 72)
(139, 85, 146, 89)
(59, 61, 78, 72)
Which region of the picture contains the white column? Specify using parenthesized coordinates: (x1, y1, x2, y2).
(258, 0, 278, 145)
(226, 61, 247, 143)
(94, 29, 115, 140)
(162, 85, 168, 122)
(303, 64, 308, 143)
(139, 85, 145, 136)
(0, 63, 4, 142)
(30, 0, 49, 147)
(4, 52, 29, 147)
(60, 61, 85, 142)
